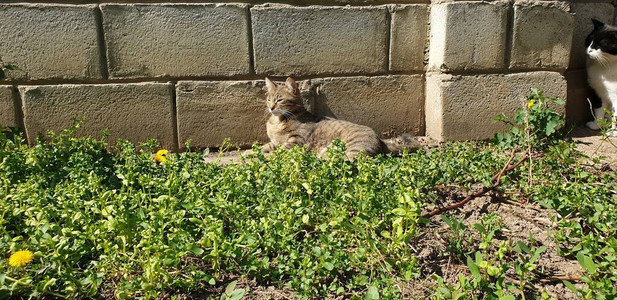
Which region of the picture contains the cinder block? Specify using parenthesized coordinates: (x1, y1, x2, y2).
(251, 5, 388, 76)
(425, 72, 567, 141)
(101, 4, 250, 79)
(176, 81, 269, 149)
(565, 69, 594, 125)
(20, 83, 175, 148)
(310, 75, 424, 138)
(569, 2, 615, 69)
(428, 1, 508, 72)
(0, 86, 18, 128)
(389, 5, 429, 72)
(299, 0, 424, 3)
(510, 1, 574, 70)
(0, 4, 103, 81)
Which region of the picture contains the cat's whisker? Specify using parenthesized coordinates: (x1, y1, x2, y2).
(600, 56, 610, 68)
(282, 110, 296, 119)
(596, 54, 608, 68)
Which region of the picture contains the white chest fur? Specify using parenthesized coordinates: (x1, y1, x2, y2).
(587, 59, 617, 108)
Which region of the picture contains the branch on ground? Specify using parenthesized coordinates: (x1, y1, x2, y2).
(422, 150, 528, 218)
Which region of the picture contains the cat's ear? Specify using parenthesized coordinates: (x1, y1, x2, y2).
(592, 19, 605, 30)
(265, 77, 277, 93)
(285, 77, 299, 96)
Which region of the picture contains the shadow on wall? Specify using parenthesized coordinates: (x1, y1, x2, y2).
(311, 89, 337, 120)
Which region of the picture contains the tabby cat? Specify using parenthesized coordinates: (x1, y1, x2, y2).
(261, 77, 419, 160)
(585, 19, 617, 135)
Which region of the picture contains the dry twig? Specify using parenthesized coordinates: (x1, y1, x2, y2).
(422, 150, 528, 218)
(539, 275, 582, 283)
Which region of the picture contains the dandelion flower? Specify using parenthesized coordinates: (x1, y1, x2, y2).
(154, 149, 169, 163)
(527, 99, 535, 109)
(8, 250, 34, 267)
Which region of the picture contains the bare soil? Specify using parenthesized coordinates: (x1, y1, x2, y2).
(570, 126, 617, 170)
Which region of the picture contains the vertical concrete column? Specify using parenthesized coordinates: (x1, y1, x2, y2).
(0, 86, 18, 128)
(428, 1, 509, 72)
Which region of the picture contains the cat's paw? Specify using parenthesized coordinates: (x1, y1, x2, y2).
(586, 121, 601, 130)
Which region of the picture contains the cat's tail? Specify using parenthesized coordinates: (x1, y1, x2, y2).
(381, 133, 422, 155)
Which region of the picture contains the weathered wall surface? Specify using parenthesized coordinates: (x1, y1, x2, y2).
(0, 0, 609, 148)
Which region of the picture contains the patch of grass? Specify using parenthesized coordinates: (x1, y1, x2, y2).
(0, 90, 616, 299)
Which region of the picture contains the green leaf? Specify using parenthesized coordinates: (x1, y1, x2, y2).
(552, 97, 565, 105)
(3, 64, 19, 71)
(324, 262, 335, 271)
(467, 256, 481, 280)
(530, 246, 547, 263)
(473, 223, 487, 234)
(392, 208, 407, 216)
(487, 266, 500, 277)
(189, 245, 204, 255)
(516, 242, 530, 253)
(228, 289, 245, 300)
(576, 252, 598, 274)
(563, 281, 579, 294)
(365, 285, 379, 300)
(224, 280, 238, 296)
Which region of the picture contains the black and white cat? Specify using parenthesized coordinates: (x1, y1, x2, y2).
(586, 19, 617, 135)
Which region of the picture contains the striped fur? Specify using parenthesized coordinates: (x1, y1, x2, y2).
(262, 77, 419, 160)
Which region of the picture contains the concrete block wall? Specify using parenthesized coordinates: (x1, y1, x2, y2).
(0, 0, 609, 149)
(426, 0, 574, 141)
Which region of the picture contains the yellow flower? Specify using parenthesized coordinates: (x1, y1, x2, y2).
(154, 149, 169, 163)
(8, 250, 34, 267)
(527, 99, 535, 109)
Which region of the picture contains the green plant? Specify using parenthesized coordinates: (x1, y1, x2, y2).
(441, 215, 472, 259)
(493, 88, 565, 150)
(0, 60, 20, 80)
(433, 239, 547, 300)
(1, 90, 615, 299)
(590, 109, 617, 150)
(512, 240, 547, 298)
(219, 280, 245, 300)
(474, 212, 503, 254)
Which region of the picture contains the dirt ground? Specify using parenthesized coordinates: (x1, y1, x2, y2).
(570, 126, 617, 168)
(197, 128, 616, 299)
